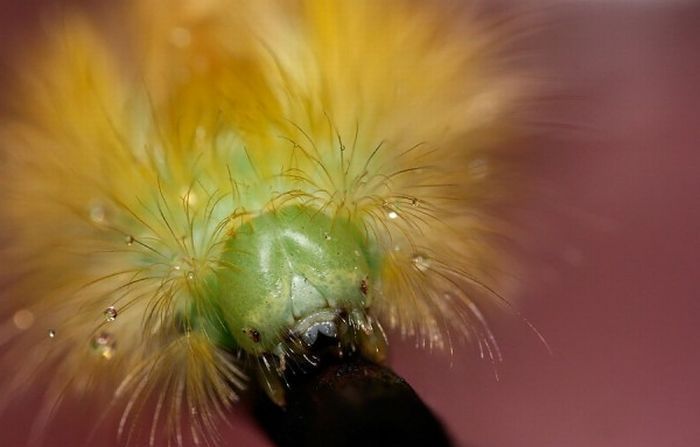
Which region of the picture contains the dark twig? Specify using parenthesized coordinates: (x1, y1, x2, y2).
(252, 355, 453, 447)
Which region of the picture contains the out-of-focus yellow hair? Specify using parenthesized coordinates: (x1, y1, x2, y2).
(0, 0, 530, 444)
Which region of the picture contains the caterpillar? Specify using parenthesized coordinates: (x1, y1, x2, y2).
(0, 0, 534, 445)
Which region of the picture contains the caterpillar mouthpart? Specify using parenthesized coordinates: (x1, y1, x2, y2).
(294, 310, 341, 346)
(257, 305, 388, 406)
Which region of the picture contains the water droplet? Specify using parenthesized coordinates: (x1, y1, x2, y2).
(104, 306, 118, 322)
(13, 309, 34, 330)
(124, 235, 134, 246)
(411, 253, 431, 272)
(387, 211, 399, 220)
(181, 189, 198, 207)
(186, 271, 195, 281)
(89, 203, 106, 224)
(91, 332, 116, 359)
(48, 329, 56, 339)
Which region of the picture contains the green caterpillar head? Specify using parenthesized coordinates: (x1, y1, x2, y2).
(201, 206, 384, 364)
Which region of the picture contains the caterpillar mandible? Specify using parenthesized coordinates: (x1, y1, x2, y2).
(0, 0, 533, 445)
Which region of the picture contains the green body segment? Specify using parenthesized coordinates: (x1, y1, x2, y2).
(207, 206, 379, 354)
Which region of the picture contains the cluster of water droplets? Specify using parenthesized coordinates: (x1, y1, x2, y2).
(171, 255, 197, 281)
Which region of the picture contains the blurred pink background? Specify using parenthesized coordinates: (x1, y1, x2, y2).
(2, 1, 699, 446)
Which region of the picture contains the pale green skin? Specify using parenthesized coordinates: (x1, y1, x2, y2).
(206, 206, 379, 354)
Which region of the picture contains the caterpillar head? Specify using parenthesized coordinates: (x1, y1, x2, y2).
(203, 206, 384, 361)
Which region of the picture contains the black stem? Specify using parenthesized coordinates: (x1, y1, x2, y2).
(251, 355, 453, 447)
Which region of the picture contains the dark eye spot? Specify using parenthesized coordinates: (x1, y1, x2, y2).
(360, 278, 369, 295)
(243, 328, 261, 343)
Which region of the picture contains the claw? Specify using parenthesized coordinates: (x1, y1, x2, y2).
(358, 317, 388, 363)
(258, 357, 286, 406)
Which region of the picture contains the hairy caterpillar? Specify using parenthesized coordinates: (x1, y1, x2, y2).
(0, 0, 534, 445)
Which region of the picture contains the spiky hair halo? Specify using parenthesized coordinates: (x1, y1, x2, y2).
(0, 1, 536, 445)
